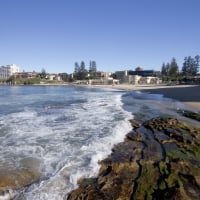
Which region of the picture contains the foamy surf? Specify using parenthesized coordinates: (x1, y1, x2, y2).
(0, 86, 132, 200)
(1, 86, 192, 199)
(0, 190, 16, 200)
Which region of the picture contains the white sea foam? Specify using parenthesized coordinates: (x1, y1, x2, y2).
(0, 86, 133, 200)
(1, 86, 193, 199)
(0, 189, 16, 200)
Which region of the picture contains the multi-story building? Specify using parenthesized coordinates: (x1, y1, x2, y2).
(0, 64, 20, 79)
(14, 71, 38, 79)
(115, 69, 161, 84)
(115, 70, 129, 83)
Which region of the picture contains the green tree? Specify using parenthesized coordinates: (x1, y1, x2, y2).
(161, 63, 167, 76)
(89, 61, 97, 73)
(165, 63, 170, 76)
(80, 61, 86, 72)
(195, 55, 200, 71)
(169, 57, 179, 78)
(89, 61, 97, 78)
(74, 61, 88, 80)
(74, 62, 80, 74)
(6, 75, 16, 85)
(182, 56, 199, 76)
(40, 68, 47, 79)
(79, 61, 88, 80)
(74, 62, 80, 80)
(161, 58, 179, 81)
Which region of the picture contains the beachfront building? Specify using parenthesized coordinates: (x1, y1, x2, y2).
(46, 74, 62, 81)
(14, 71, 38, 79)
(138, 76, 161, 84)
(129, 75, 141, 84)
(0, 64, 20, 79)
(128, 69, 159, 77)
(115, 70, 129, 83)
(89, 71, 112, 80)
(88, 77, 119, 85)
(115, 69, 161, 84)
(88, 71, 119, 85)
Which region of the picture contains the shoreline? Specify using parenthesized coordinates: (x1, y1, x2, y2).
(87, 84, 200, 112)
(68, 117, 200, 199)
(0, 84, 199, 199)
(1, 83, 199, 111)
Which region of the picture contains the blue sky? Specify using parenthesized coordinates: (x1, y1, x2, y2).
(0, 0, 200, 73)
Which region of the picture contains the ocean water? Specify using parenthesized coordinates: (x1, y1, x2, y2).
(0, 85, 195, 200)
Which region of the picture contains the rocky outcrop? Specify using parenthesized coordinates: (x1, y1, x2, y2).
(67, 117, 200, 200)
(0, 157, 42, 199)
(178, 109, 200, 121)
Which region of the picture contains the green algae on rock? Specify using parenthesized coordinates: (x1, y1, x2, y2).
(178, 109, 200, 121)
(67, 117, 200, 200)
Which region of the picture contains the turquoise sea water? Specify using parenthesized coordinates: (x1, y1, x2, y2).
(0, 85, 194, 200)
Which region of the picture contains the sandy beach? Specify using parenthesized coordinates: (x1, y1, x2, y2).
(138, 85, 200, 112)
(92, 84, 200, 112)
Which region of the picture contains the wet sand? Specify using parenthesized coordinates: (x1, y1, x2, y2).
(33, 83, 200, 111)
(138, 85, 200, 112)
(92, 84, 200, 111)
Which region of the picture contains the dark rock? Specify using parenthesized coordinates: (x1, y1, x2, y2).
(126, 130, 142, 141)
(178, 109, 200, 121)
(0, 157, 42, 198)
(67, 117, 200, 200)
(129, 119, 140, 129)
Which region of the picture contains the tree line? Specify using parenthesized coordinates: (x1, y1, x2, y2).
(161, 55, 200, 81)
(74, 61, 97, 80)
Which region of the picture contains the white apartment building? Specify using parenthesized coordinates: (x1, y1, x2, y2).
(0, 64, 20, 79)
